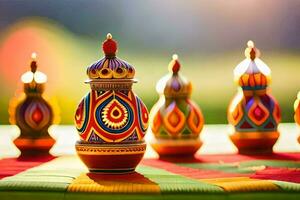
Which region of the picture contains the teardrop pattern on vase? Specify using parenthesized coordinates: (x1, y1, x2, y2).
(186, 100, 204, 135)
(229, 102, 244, 126)
(271, 96, 281, 124)
(25, 101, 51, 130)
(136, 97, 149, 133)
(101, 98, 128, 129)
(32, 106, 43, 124)
(151, 111, 162, 135)
(95, 91, 134, 136)
(228, 92, 245, 126)
(75, 90, 149, 143)
(163, 102, 186, 137)
(75, 94, 89, 134)
(247, 98, 269, 126)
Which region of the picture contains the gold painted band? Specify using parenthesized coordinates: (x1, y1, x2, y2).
(231, 131, 279, 139)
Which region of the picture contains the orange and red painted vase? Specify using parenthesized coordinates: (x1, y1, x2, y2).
(228, 41, 281, 154)
(150, 54, 204, 157)
(74, 34, 149, 173)
(294, 92, 300, 144)
(9, 53, 55, 156)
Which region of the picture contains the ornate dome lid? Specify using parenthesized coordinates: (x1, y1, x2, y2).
(21, 53, 47, 84)
(86, 33, 135, 80)
(156, 54, 192, 97)
(234, 41, 271, 90)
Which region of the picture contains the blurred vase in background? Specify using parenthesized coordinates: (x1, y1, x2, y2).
(227, 41, 281, 154)
(9, 53, 60, 156)
(150, 54, 204, 157)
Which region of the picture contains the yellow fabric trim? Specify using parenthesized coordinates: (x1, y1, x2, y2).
(67, 173, 160, 193)
(199, 177, 279, 192)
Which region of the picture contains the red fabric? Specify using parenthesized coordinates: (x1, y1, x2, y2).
(195, 153, 300, 163)
(0, 155, 55, 179)
(251, 167, 300, 183)
(152, 153, 300, 164)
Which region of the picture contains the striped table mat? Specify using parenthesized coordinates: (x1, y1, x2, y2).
(0, 153, 300, 200)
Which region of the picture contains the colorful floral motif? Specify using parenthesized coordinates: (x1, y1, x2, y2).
(75, 90, 148, 143)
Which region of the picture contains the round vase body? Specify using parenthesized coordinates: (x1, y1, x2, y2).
(228, 90, 281, 154)
(150, 96, 204, 156)
(75, 87, 149, 173)
(14, 95, 54, 155)
(74, 34, 149, 173)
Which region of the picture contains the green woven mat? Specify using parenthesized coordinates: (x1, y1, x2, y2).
(136, 165, 223, 193)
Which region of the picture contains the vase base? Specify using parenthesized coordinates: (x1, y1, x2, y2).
(151, 138, 201, 157)
(230, 131, 279, 155)
(75, 141, 146, 174)
(14, 137, 55, 156)
(89, 168, 135, 174)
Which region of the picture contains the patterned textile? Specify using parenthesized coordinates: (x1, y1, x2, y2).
(0, 153, 300, 200)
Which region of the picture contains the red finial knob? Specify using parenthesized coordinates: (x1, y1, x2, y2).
(246, 40, 258, 60)
(169, 54, 180, 73)
(249, 48, 256, 60)
(102, 33, 117, 57)
(30, 52, 37, 73)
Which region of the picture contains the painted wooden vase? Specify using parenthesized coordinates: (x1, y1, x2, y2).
(294, 92, 300, 144)
(74, 34, 149, 173)
(227, 41, 281, 154)
(150, 54, 204, 156)
(10, 53, 55, 156)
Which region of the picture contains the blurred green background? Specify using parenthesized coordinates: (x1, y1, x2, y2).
(0, 0, 299, 124)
